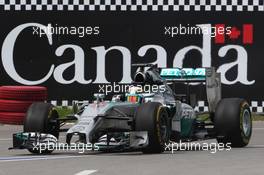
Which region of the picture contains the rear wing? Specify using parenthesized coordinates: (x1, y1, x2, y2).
(160, 67, 221, 113)
(160, 68, 206, 82)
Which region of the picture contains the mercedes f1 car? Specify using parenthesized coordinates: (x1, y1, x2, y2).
(9, 64, 252, 154)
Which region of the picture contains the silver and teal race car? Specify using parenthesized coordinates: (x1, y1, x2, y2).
(10, 64, 252, 154)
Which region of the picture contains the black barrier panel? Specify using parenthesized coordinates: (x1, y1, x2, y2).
(0, 1, 263, 107)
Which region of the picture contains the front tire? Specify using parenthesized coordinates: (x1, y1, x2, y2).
(24, 102, 59, 154)
(214, 98, 252, 147)
(135, 102, 170, 153)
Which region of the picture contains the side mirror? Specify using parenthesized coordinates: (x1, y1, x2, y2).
(112, 94, 126, 102)
(94, 93, 105, 103)
(94, 93, 105, 99)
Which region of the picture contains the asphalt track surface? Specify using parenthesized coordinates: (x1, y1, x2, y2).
(0, 122, 264, 175)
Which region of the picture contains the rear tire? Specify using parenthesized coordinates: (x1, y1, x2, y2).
(24, 102, 59, 154)
(214, 98, 252, 147)
(135, 102, 170, 154)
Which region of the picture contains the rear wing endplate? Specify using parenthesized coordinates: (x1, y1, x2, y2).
(160, 68, 206, 82)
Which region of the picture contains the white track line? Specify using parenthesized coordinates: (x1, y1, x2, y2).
(0, 155, 90, 163)
(74, 170, 98, 175)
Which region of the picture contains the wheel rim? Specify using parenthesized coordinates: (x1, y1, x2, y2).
(47, 110, 59, 138)
(242, 109, 251, 137)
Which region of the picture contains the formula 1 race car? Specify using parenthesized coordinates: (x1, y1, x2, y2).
(9, 64, 252, 154)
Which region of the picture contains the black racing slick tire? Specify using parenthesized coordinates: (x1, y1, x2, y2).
(214, 98, 252, 147)
(135, 102, 170, 154)
(24, 102, 59, 154)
